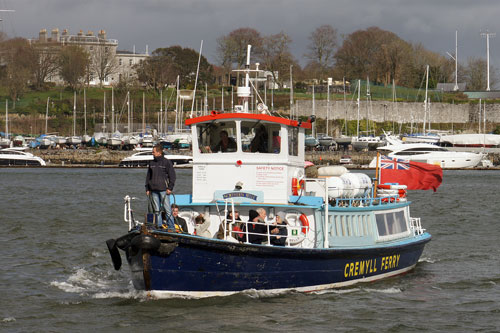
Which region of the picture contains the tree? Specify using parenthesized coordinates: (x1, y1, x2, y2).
(59, 45, 89, 89)
(304, 25, 338, 80)
(136, 46, 213, 90)
(260, 32, 296, 87)
(90, 43, 118, 86)
(462, 57, 497, 91)
(217, 28, 262, 84)
(1, 38, 36, 104)
(33, 46, 60, 89)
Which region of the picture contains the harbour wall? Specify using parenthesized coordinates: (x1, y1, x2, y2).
(295, 100, 500, 127)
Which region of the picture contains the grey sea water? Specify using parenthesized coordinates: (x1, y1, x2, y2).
(0, 168, 499, 332)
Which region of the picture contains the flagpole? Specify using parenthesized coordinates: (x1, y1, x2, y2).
(374, 151, 380, 197)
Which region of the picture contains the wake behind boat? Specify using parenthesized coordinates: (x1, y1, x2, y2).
(106, 45, 431, 297)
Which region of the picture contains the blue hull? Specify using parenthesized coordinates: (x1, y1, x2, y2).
(124, 232, 431, 294)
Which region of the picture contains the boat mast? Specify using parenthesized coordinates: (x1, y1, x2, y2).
(326, 80, 330, 137)
(111, 87, 115, 133)
(312, 84, 316, 137)
(175, 76, 179, 133)
(45, 97, 49, 134)
(343, 77, 347, 136)
(5, 100, 8, 140)
(142, 92, 145, 134)
(127, 91, 130, 135)
(289, 65, 294, 119)
(356, 79, 360, 138)
(73, 91, 76, 136)
(190, 40, 203, 118)
(103, 91, 106, 133)
(160, 89, 163, 134)
(84, 89, 87, 135)
(423, 65, 429, 134)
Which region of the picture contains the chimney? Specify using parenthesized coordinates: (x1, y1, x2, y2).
(51, 28, 59, 42)
(86, 30, 94, 36)
(77, 30, 83, 37)
(62, 29, 69, 37)
(98, 29, 107, 40)
(39, 29, 47, 43)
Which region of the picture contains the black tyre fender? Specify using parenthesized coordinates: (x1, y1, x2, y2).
(131, 234, 161, 252)
(106, 239, 122, 271)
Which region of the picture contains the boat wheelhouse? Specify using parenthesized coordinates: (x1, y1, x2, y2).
(106, 45, 431, 297)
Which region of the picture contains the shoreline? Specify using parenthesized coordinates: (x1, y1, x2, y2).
(1, 148, 498, 170)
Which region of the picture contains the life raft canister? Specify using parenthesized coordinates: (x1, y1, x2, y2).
(292, 178, 305, 195)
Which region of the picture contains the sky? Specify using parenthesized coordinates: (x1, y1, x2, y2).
(1, 0, 500, 73)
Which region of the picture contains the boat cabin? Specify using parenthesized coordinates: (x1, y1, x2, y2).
(186, 113, 312, 204)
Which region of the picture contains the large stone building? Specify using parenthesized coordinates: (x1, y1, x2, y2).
(29, 28, 148, 86)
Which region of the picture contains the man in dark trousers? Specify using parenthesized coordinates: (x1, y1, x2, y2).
(146, 144, 176, 230)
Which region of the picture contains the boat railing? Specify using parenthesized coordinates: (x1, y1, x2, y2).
(124, 195, 142, 230)
(410, 217, 425, 235)
(218, 199, 301, 247)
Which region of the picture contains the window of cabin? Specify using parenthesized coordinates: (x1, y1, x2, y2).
(375, 209, 409, 240)
(288, 127, 299, 156)
(241, 122, 280, 154)
(198, 121, 237, 153)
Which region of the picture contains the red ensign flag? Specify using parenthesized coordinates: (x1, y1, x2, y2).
(379, 156, 443, 191)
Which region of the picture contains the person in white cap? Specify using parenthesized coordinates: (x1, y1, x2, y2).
(270, 211, 288, 246)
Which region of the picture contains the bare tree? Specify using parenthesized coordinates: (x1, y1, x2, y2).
(59, 45, 90, 89)
(1, 38, 36, 104)
(216, 28, 262, 83)
(90, 43, 118, 86)
(261, 32, 296, 87)
(463, 57, 498, 90)
(305, 25, 338, 80)
(33, 46, 60, 89)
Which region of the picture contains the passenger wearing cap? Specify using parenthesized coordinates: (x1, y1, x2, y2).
(270, 211, 288, 246)
(244, 209, 267, 244)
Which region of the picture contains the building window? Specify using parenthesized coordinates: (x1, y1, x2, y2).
(119, 58, 122, 66)
(129, 59, 133, 66)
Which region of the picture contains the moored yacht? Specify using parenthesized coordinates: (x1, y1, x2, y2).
(369, 142, 483, 168)
(0, 148, 46, 166)
(118, 149, 192, 167)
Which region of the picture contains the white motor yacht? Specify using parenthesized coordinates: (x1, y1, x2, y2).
(369, 142, 484, 169)
(118, 149, 192, 167)
(0, 148, 46, 166)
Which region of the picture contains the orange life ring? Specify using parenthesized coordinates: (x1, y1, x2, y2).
(377, 184, 392, 189)
(299, 214, 309, 235)
(292, 178, 305, 195)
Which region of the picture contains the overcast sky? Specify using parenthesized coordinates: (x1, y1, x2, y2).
(1, 0, 500, 72)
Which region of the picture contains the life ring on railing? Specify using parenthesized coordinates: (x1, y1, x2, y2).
(292, 178, 305, 195)
(299, 214, 309, 235)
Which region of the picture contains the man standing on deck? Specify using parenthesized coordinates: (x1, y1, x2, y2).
(146, 144, 176, 230)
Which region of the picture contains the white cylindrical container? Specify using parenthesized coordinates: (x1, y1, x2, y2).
(326, 176, 344, 198)
(318, 166, 348, 177)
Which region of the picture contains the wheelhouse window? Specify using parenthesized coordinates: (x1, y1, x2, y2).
(198, 121, 237, 153)
(375, 209, 409, 240)
(288, 127, 298, 156)
(241, 121, 280, 154)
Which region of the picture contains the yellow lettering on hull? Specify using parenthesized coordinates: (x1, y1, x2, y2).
(344, 254, 400, 278)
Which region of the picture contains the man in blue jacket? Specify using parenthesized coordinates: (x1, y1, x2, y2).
(146, 144, 176, 230)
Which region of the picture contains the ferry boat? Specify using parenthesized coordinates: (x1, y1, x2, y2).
(106, 46, 431, 297)
(0, 148, 46, 166)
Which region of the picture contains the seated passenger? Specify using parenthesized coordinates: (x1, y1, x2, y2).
(212, 130, 237, 152)
(194, 214, 211, 238)
(250, 124, 268, 153)
(270, 211, 288, 246)
(244, 209, 267, 244)
(215, 210, 243, 241)
(171, 204, 189, 233)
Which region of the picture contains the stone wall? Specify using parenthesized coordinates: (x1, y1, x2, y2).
(295, 100, 500, 125)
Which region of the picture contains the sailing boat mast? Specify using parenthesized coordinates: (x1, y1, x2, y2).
(73, 91, 76, 136)
(84, 89, 87, 135)
(45, 97, 50, 134)
(103, 91, 106, 133)
(142, 92, 145, 134)
(356, 79, 360, 138)
(423, 64, 429, 133)
(111, 87, 115, 133)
